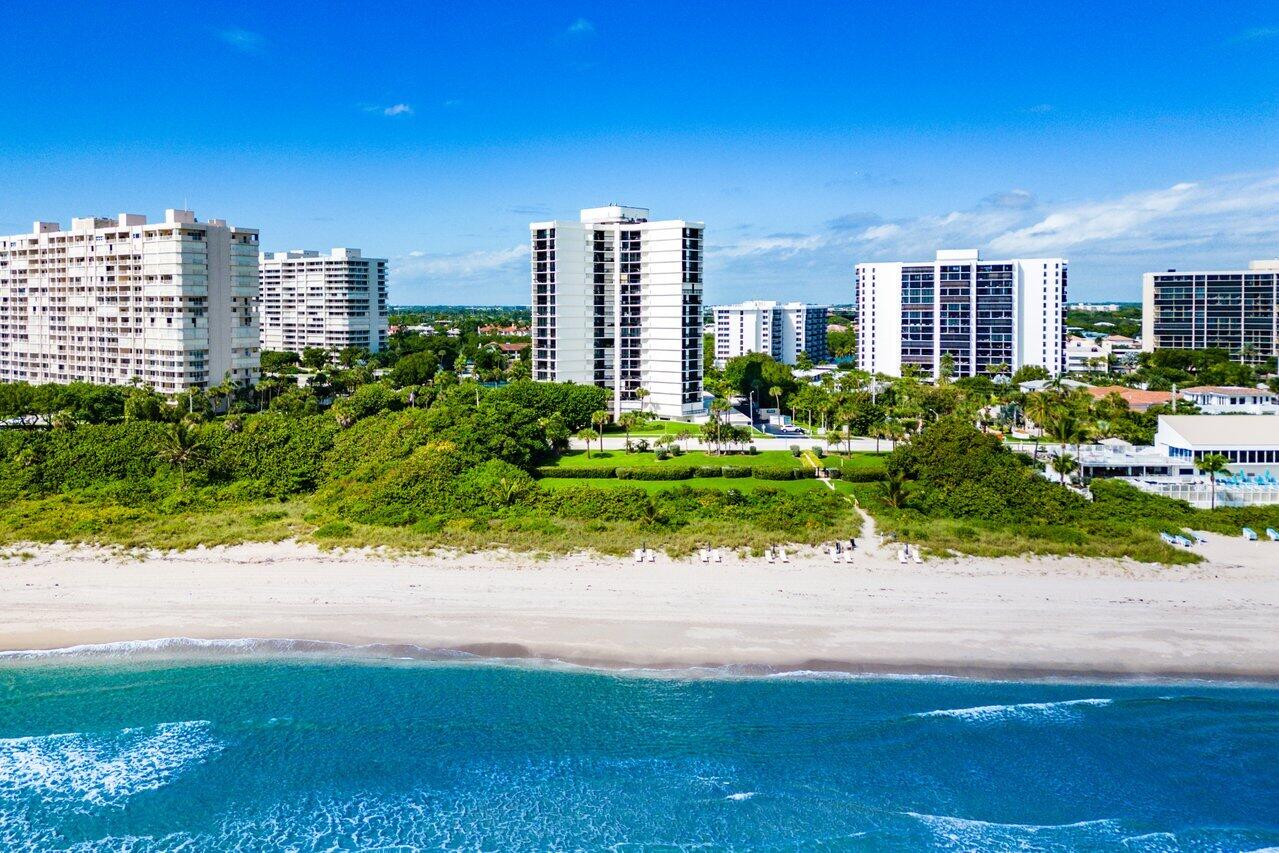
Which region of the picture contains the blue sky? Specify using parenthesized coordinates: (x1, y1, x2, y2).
(3, 1, 1279, 305)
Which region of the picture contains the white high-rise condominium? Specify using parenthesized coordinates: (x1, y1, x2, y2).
(856, 249, 1067, 378)
(0, 209, 259, 394)
(713, 301, 829, 368)
(259, 249, 389, 355)
(531, 206, 704, 419)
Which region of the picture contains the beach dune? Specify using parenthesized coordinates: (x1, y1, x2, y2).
(1, 535, 1276, 680)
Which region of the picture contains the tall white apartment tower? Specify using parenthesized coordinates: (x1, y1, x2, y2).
(0, 209, 259, 393)
(856, 249, 1066, 378)
(713, 301, 829, 367)
(531, 206, 704, 419)
(259, 248, 389, 354)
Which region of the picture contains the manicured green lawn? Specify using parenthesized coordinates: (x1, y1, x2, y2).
(538, 476, 852, 494)
(557, 449, 807, 468)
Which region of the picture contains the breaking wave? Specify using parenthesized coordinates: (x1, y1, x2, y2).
(912, 697, 1114, 723)
(0, 720, 223, 808)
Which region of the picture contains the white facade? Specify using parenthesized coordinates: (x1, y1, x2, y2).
(1179, 386, 1279, 415)
(712, 301, 828, 367)
(0, 209, 259, 394)
(1065, 334, 1141, 373)
(856, 249, 1066, 378)
(532, 206, 704, 419)
(259, 248, 388, 355)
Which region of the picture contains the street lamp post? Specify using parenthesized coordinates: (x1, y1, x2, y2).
(748, 390, 757, 427)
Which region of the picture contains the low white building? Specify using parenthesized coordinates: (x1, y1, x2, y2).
(1064, 334, 1141, 373)
(1043, 414, 1279, 507)
(1178, 386, 1279, 415)
(1155, 415, 1279, 470)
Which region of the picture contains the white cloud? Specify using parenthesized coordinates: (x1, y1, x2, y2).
(565, 18, 595, 36)
(218, 28, 265, 52)
(1233, 26, 1279, 42)
(706, 168, 1279, 303)
(394, 245, 526, 279)
(1027, 103, 1055, 114)
(382, 103, 414, 117)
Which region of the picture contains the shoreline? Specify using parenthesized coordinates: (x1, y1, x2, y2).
(1, 537, 1277, 682)
(3, 635, 1279, 686)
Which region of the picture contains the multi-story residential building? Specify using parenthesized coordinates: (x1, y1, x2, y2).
(258, 248, 388, 355)
(531, 206, 704, 419)
(712, 301, 829, 367)
(0, 209, 258, 394)
(1142, 260, 1279, 362)
(856, 249, 1066, 378)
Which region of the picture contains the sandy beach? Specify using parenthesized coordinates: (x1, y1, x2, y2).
(1, 533, 1276, 680)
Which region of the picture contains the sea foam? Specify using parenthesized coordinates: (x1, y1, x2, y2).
(0, 720, 223, 808)
(911, 697, 1114, 723)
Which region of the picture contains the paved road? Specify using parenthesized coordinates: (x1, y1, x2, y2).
(569, 435, 895, 453)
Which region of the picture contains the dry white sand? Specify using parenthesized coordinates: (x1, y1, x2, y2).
(0, 532, 1276, 679)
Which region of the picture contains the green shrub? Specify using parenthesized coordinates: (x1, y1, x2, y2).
(824, 468, 843, 479)
(722, 467, 751, 478)
(535, 467, 616, 479)
(616, 466, 694, 481)
(813, 447, 826, 458)
(790, 445, 802, 457)
(752, 467, 797, 480)
(841, 469, 884, 482)
(696, 465, 721, 477)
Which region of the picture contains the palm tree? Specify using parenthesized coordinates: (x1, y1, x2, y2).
(576, 428, 598, 459)
(590, 410, 609, 456)
(634, 387, 649, 415)
(1195, 453, 1230, 510)
(1050, 452, 1078, 486)
(157, 420, 207, 488)
(1024, 393, 1055, 458)
(882, 470, 908, 509)
(884, 418, 906, 451)
(50, 409, 77, 431)
(618, 411, 641, 451)
(769, 385, 783, 413)
(674, 426, 694, 450)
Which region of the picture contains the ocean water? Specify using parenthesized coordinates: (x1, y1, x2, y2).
(1, 643, 1277, 851)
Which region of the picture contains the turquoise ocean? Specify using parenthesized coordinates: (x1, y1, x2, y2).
(1, 641, 1276, 851)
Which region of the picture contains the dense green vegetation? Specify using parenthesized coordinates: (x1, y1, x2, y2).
(860, 417, 1279, 563)
(1065, 304, 1141, 338)
(0, 379, 858, 555)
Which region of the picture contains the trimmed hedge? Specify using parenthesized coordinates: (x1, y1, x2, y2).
(752, 467, 798, 480)
(823, 468, 842, 479)
(696, 465, 721, 477)
(841, 469, 886, 483)
(616, 466, 694, 481)
(536, 466, 616, 479)
(722, 467, 751, 478)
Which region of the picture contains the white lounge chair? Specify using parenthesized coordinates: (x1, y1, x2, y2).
(1243, 527, 1259, 541)
(898, 548, 908, 564)
(829, 545, 840, 563)
(713, 549, 722, 563)
(634, 548, 645, 563)
(1192, 532, 1208, 545)
(766, 549, 776, 565)
(1267, 528, 1279, 542)
(843, 548, 854, 564)
(780, 547, 790, 564)
(911, 546, 923, 564)
(647, 548, 657, 563)
(699, 548, 710, 563)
